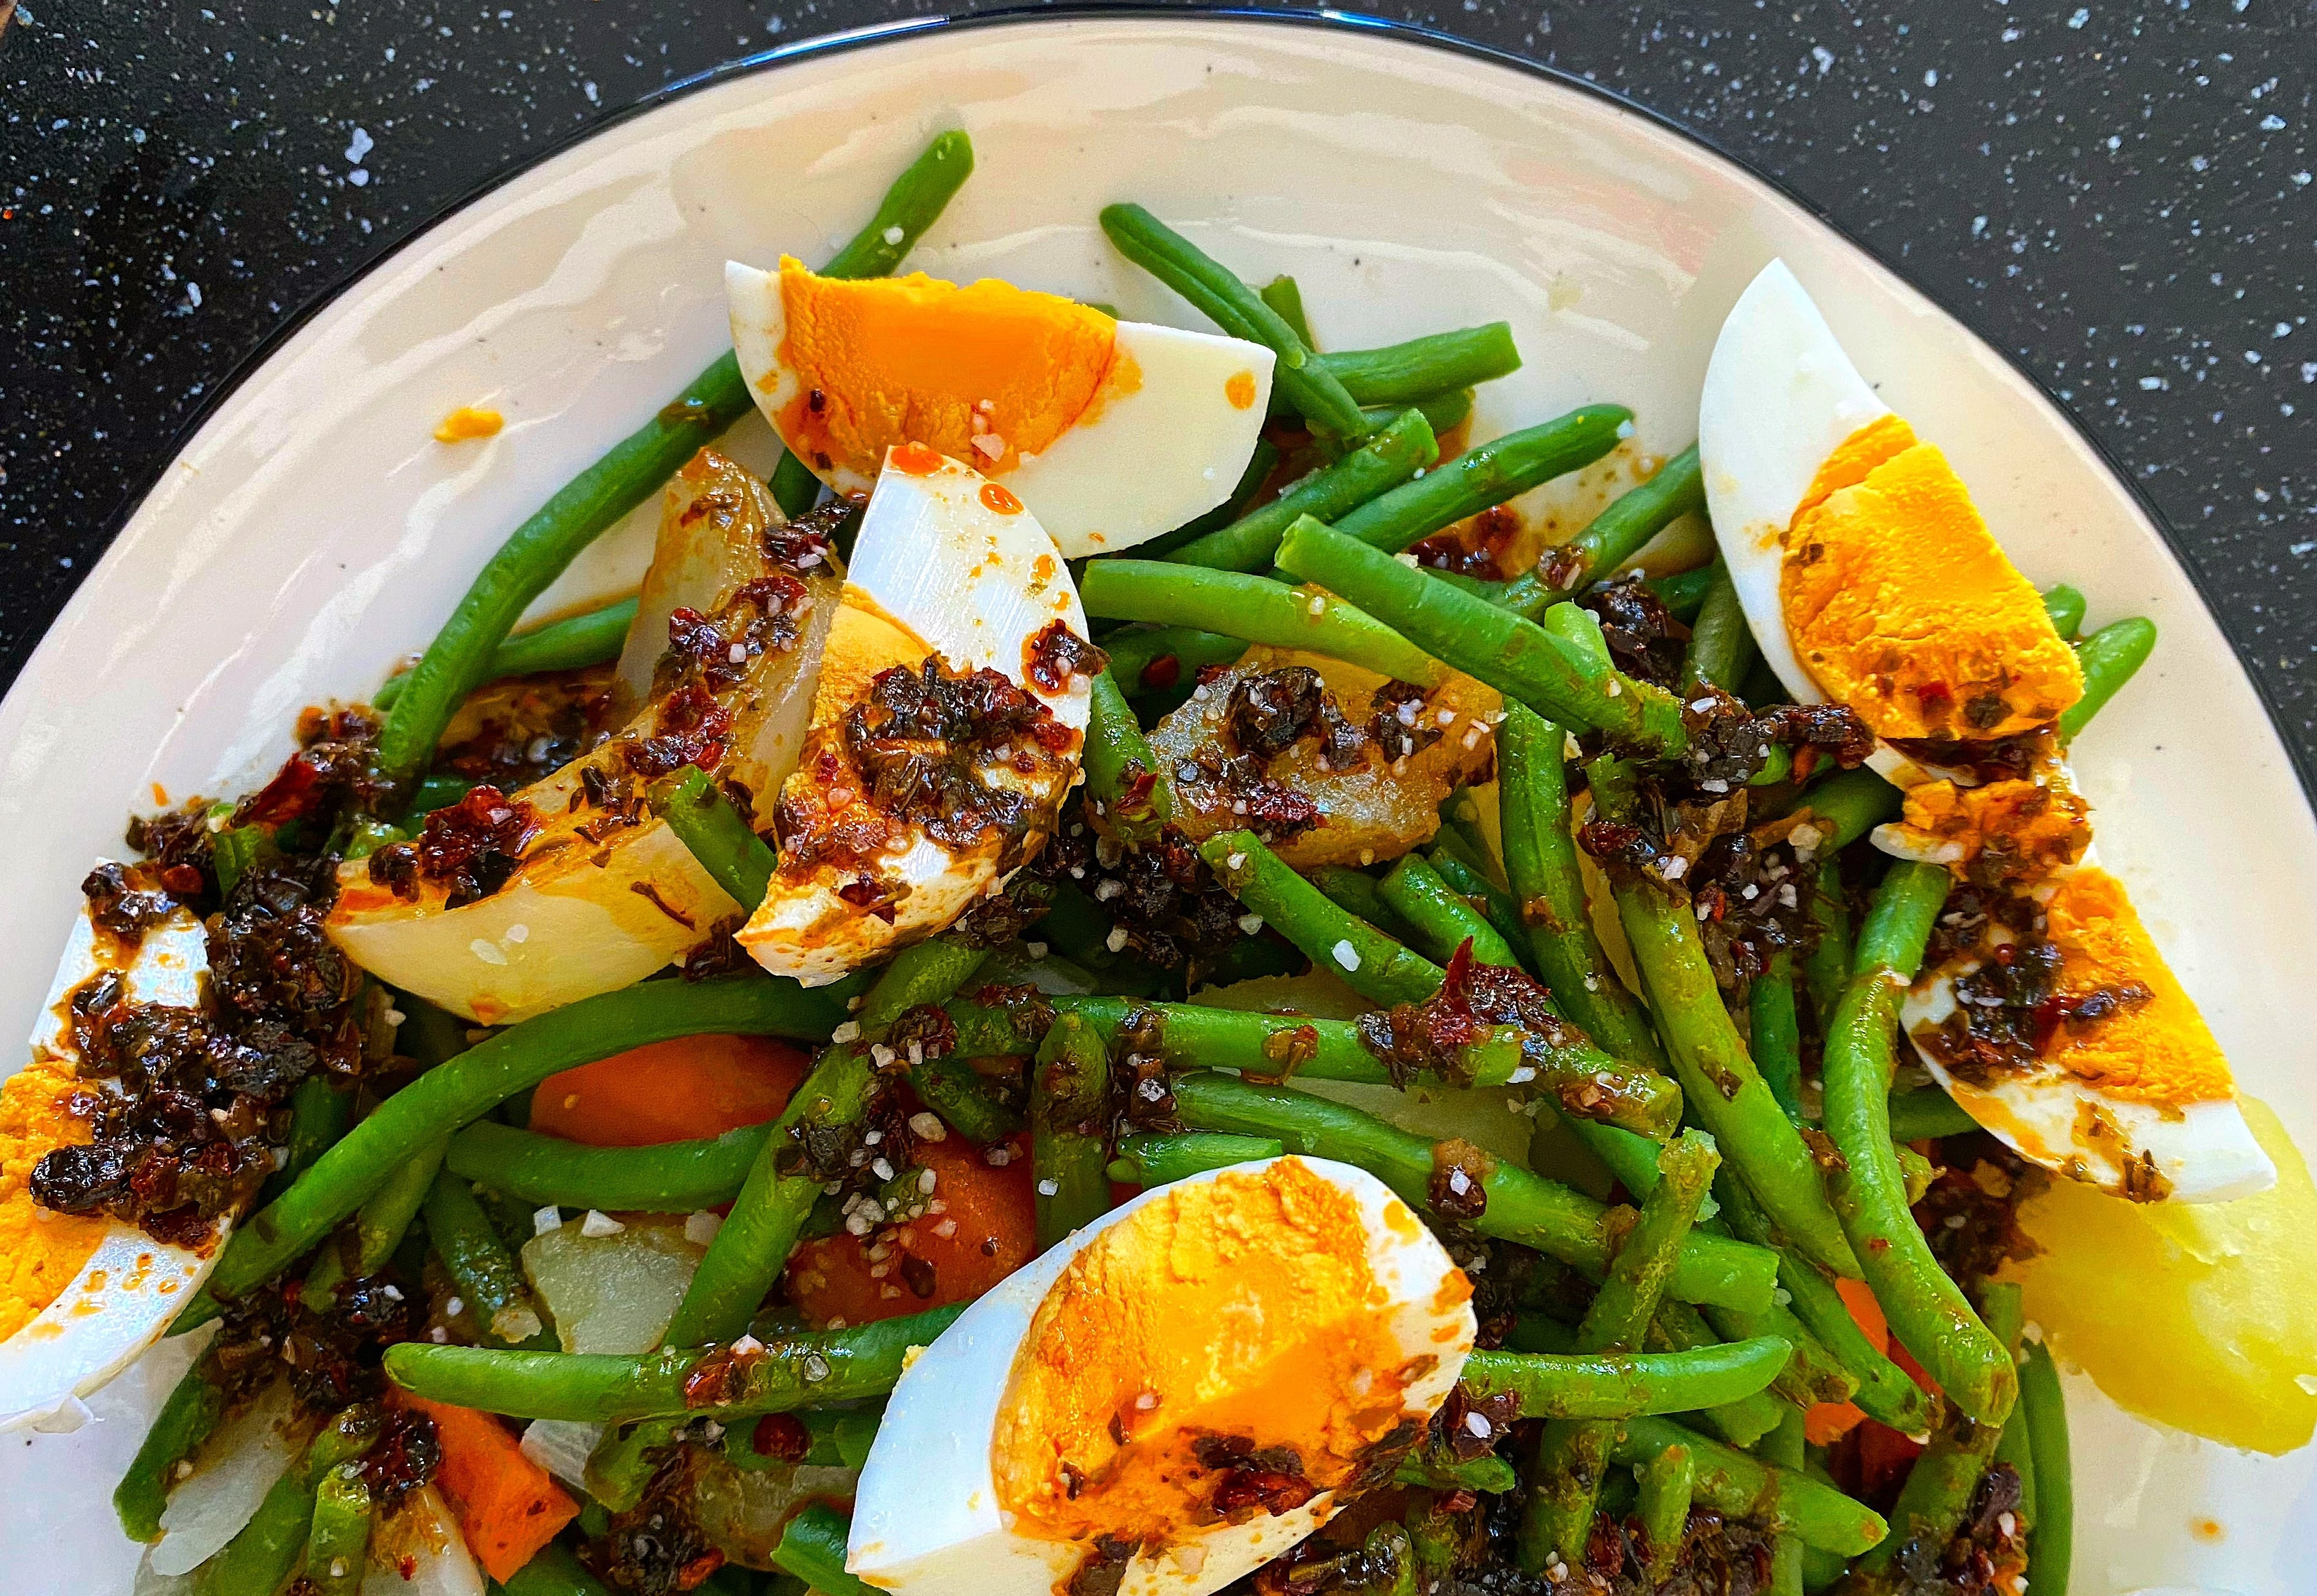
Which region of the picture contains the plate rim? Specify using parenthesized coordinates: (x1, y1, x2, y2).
(23, 1, 2314, 804)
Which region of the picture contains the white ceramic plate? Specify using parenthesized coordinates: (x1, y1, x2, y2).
(2, 13, 2310, 1592)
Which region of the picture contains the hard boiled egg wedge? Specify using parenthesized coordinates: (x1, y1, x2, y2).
(1697, 259, 2083, 788)
(740, 446, 1093, 986)
(847, 1155, 1473, 1596)
(1699, 261, 2270, 1203)
(0, 891, 219, 1433)
(329, 450, 838, 1023)
(1901, 865, 2273, 1203)
(726, 257, 1275, 558)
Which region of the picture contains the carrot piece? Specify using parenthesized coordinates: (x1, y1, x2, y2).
(528, 1033, 810, 1146)
(785, 1136, 1037, 1328)
(1802, 1275, 1902, 1444)
(400, 1395, 579, 1582)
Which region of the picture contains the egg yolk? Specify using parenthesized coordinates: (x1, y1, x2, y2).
(1885, 774, 2091, 892)
(773, 259, 1130, 481)
(990, 1161, 1439, 1549)
(2014, 1095, 2317, 1454)
(2038, 866, 2233, 1107)
(0, 1054, 110, 1343)
(1781, 413, 2082, 741)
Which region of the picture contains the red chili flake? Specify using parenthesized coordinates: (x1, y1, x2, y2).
(1024, 620, 1108, 694)
(1138, 653, 1182, 692)
(751, 1413, 810, 1461)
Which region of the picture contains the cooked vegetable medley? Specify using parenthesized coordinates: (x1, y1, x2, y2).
(3, 131, 2312, 1596)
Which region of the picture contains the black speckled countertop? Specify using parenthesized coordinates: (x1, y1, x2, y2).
(2, 1, 2311, 786)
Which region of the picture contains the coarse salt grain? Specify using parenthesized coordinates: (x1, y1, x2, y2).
(685, 1211, 723, 1245)
(1333, 939, 1361, 971)
(580, 1210, 625, 1238)
(1037, 1179, 1060, 1196)
(908, 1111, 947, 1141)
(533, 1205, 563, 1236)
(831, 1020, 861, 1044)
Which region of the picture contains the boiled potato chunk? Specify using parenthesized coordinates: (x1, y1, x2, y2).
(522, 1215, 706, 1355)
(2012, 1095, 2317, 1454)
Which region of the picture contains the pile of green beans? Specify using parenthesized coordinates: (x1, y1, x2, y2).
(1081, 559, 1442, 685)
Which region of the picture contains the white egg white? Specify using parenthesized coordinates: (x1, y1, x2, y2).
(847, 1155, 1473, 1596)
(329, 453, 835, 1023)
(0, 892, 221, 1434)
(725, 260, 1274, 558)
(740, 450, 1092, 986)
(1900, 973, 2273, 1204)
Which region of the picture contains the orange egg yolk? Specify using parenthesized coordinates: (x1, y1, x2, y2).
(2037, 867, 2232, 1106)
(989, 1161, 1444, 1550)
(0, 1054, 110, 1342)
(1781, 413, 2082, 741)
(1887, 773, 2091, 892)
(773, 259, 1130, 481)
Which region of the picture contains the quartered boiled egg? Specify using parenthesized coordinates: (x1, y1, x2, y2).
(740, 446, 1093, 986)
(726, 257, 1275, 558)
(1902, 866, 2273, 1204)
(0, 891, 219, 1433)
(1697, 259, 2083, 786)
(1699, 260, 2270, 1204)
(847, 1156, 1473, 1596)
(329, 451, 839, 1024)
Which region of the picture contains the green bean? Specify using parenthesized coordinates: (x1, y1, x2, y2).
(2041, 582, 2087, 641)
(1521, 1131, 1721, 1568)
(181, 973, 854, 1329)
(1041, 997, 1534, 1090)
(910, 1055, 1023, 1144)
(1591, 761, 1857, 1278)
(1276, 519, 1686, 753)
(1200, 832, 1444, 1006)
(1426, 846, 1532, 965)
(382, 1307, 963, 1421)
(2059, 615, 2157, 740)
(259, 1075, 355, 1206)
(422, 1166, 547, 1346)
(1168, 409, 1438, 572)
(375, 353, 758, 788)
(1170, 1072, 1775, 1312)
(1993, 1358, 2039, 1530)
(1082, 671, 1170, 844)
(1437, 787, 1500, 881)
(1762, 1405, 1808, 1596)
(667, 944, 982, 1346)
(1142, 438, 1284, 558)
(113, 1357, 226, 1541)
(1497, 704, 1668, 1068)
(1109, 1131, 1284, 1186)
(1081, 560, 1440, 684)
(1258, 275, 1314, 346)
(664, 1045, 881, 1348)
(448, 1119, 763, 1214)
(2020, 1339, 2072, 1596)
(306, 1466, 373, 1595)
(211, 823, 265, 895)
(1100, 626, 1246, 694)
(772, 1503, 878, 1596)
(1801, 857, 1854, 1035)
(1822, 864, 2014, 1427)
(1751, 954, 1805, 1124)
(1717, 1169, 1938, 1436)
(1497, 445, 1706, 617)
(301, 1138, 447, 1311)
(373, 596, 639, 709)
(1885, 1086, 1979, 1143)
(1312, 864, 1418, 944)
(1637, 1443, 1695, 1580)
(1099, 203, 1369, 440)
(1648, 1299, 1787, 1447)
(1681, 561, 1756, 693)
(498, 1544, 615, 1596)
(1797, 767, 1901, 852)
(1649, 561, 1718, 625)
(648, 766, 775, 910)
(720, 1405, 883, 1473)
(1396, 1451, 1519, 1494)
(1378, 854, 1520, 968)
(1032, 1013, 1112, 1248)
(1331, 409, 1632, 555)
(1461, 1337, 1789, 1422)
(1610, 1416, 1885, 1556)
(1308, 322, 1523, 409)
(1365, 387, 1474, 440)
(1852, 1286, 2025, 1586)
(197, 1406, 379, 1596)
(410, 773, 479, 817)
(768, 131, 979, 514)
